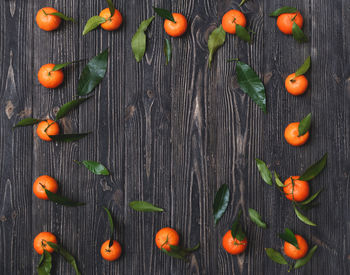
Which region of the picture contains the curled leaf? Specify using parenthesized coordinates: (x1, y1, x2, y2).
(37, 250, 52, 275)
(47, 242, 81, 275)
(236, 24, 251, 42)
(294, 245, 318, 269)
(49, 133, 90, 142)
(256, 159, 272, 185)
(129, 201, 164, 212)
(213, 184, 230, 225)
(299, 153, 327, 181)
(279, 228, 299, 249)
(103, 207, 115, 247)
(269, 7, 297, 17)
(13, 118, 41, 128)
(248, 208, 267, 228)
(298, 113, 311, 137)
(153, 7, 175, 23)
(265, 248, 288, 265)
(131, 16, 155, 62)
(55, 97, 90, 120)
(294, 205, 317, 226)
(83, 16, 106, 35)
(45, 189, 85, 207)
(164, 38, 172, 65)
(75, 160, 110, 175)
(295, 56, 311, 77)
(292, 22, 308, 43)
(48, 12, 75, 22)
(208, 25, 226, 67)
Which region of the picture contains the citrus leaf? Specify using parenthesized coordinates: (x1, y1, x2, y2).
(248, 208, 267, 228)
(231, 209, 242, 238)
(129, 201, 164, 212)
(213, 184, 230, 225)
(164, 38, 172, 65)
(45, 189, 85, 207)
(299, 189, 323, 205)
(13, 118, 41, 128)
(153, 7, 175, 23)
(235, 225, 246, 241)
(162, 243, 200, 260)
(298, 113, 312, 137)
(295, 56, 311, 77)
(236, 61, 266, 113)
(52, 60, 82, 72)
(103, 207, 114, 247)
(269, 7, 297, 17)
(294, 205, 317, 226)
(106, 0, 116, 17)
(279, 228, 299, 249)
(75, 160, 110, 175)
(274, 172, 287, 187)
(37, 250, 52, 275)
(48, 12, 75, 22)
(256, 159, 272, 185)
(77, 49, 108, 96)
(236, 24, 251, 42)
(292, 22, 308, 43)
(55, 97, 91, 120)
(47, 242, 81, 275)
(82, 16, 106, 35)
(49, 133, 90, 142)
(299, 153, 327, 181)
(265, 248, 288, 265)
(294, 245, 318, 269)
(183, 242, 200, 252)
(239, 0, 248, 7)
(208, 25, 226, 68)
(131, 16, 155, 62)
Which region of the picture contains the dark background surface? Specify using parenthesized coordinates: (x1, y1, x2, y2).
(0, 0, 349, 274)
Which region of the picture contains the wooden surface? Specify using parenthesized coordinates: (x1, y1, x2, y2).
(0, 0, 349, 274)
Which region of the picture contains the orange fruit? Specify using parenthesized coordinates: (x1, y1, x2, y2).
(277, 12, 303, 35)
(164, 13, 187, 37)
(222, 9, 247, 34)
(36, 7, 61, 31)
(99, 8, 123, 31)
(155, 227, 180, 251)
(33, 232, 57, 254)
(283, 176, 310, 202)
(33, 175, 58, 200)
(285, 73, 308, 96)
(36, 120, 60, 141)
(100, 240, 122, 261)
(38, 64, 64, 89)
(284, 234, 308, 259)
(284, 122, 309, 146)
(222, 230, 248, 255)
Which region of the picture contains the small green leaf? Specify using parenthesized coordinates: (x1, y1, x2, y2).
(13, 118, 41, 128)
(256, 159, 272, 185)
(274, 172, 287, 187)
(162, 243, 200, 260)
(231, 209, 243, 239)
(131, 16, 155, 62)
(75, 160, 110, 175)
(48, 12, 75, 22)
(269, 7, 297, 17)
(213, 184, 230, 225)
(236, 24, 251, 42)
(106, 0, 116, 17)
(208, 25, 226, 67)
(299, 189, 323, 206)
(164, 38, 172, 65)
(45, 189, 85, 207)
(248, 208, 267, 228)
(77, 49, 108, 96)
(52, 60, 82, 72)
(239, 0, 248, 7)
(236, 61, 266, 113)
(294, 205, 317, 226)
(47, 242, 81, 275)
(299, 153, 327, 181)
(265, 248, 288, 265)
(298, 113, 312, 137)
(55, 97, 90, 120)
(83, 16, 106, 35)
(292, 22, 308, 43)
(37, 250, 52, 275)
(103, 207, 114, 247)
(129, 201, 164, 212)
(295, 56, 311, 77)
(153, 7, 175, 23)
(49, 133, 90, 142)
(294, 245, 318, 269)
(279, 228, 299, 249)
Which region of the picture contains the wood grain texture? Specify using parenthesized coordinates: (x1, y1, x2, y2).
(0, 0, 349, 274)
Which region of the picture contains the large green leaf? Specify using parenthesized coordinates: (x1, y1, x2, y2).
(294, 205, 317, 226)
(279, 228, 299, 249)
(208, 25, 226, 67)
(75, 160, 110, 175)
(295, 56, 311, 77)
(47, 242, 81, 275)
(299, 153, 327, 181)
(45, 189, 85, 207)
(213, 184, 230, 225)
(55, 97, 90, 120)
(37, 250, 52, 275)
(265, 248, 288, 265)
(129, 201, 164, 212)
(248, 208, 267, 228)
(153, 7, 175, 22)
(131, 16, 155, 62)
(236, 24, 251, 42)
(294, 245, 318, 269)
(256, 159, 272, 185)
(82, 16, 106, 35)
(13, 118, 41, 128)
(298, 113, 312, 136)
(292, 22, 308, 43)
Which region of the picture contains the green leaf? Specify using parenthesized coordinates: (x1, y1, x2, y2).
(265, 248, 288, 265)
(55, 97, 90, 120)
(153, 7, 175, 23)
(162, 243, 200, 260)
(13, 118, 41, 128)
(47, 242, 81, 275)
(294, 245, 318, 269)
(52, 60, 82, 72)
(295, 56, 311, 77)
(236, 61, 266, 113)
(294, 205, 317, 226)
(235, 225, 246, 241)
(45, 189, 85, 207)
(164, 38, 172, 65)
(236, 24, 251, 42)
(77, 49, 108, 96)
(299, 153, 327, 181)
(274, 172, 287, 187)
(106, 0, 116, 17)
(131, 16, 155, 62)
(208, 25, 226, 68)
(231, 209, 243, 239)
(48, 12, 75, 22)
(82, 16, 106, 35)
(49, 133, 90, 142)
(37, 250, 52, 275)
(299, 189, 323, 206)
(298, 113, 312, 137)
(103, 207, 114, 247)
(129, 201, 164, 212)
(75, 160, 110, 175)
(292, 22, 308, 43)
(269, 7, 297, 17)
(248, 208, 267, 228)
(279, 228, 299, 249)
(256, 159, 272, 185)
(239, 0, 248, 7)
(213, 184, 230, 225)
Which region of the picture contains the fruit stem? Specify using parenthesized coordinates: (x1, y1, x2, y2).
(42, 9, 48, 16)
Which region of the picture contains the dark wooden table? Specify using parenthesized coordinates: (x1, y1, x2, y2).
(1, 0, 349, 274)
